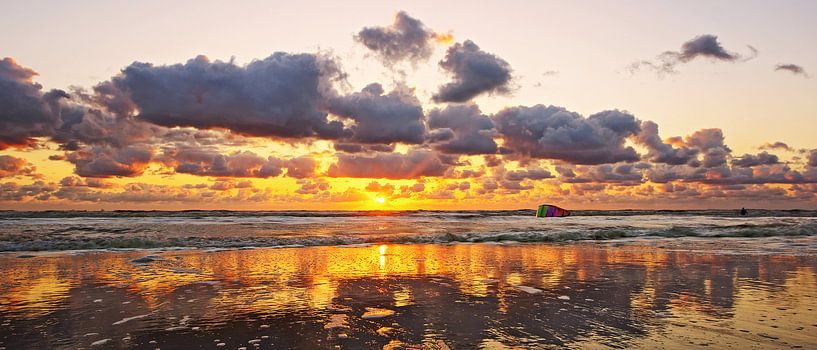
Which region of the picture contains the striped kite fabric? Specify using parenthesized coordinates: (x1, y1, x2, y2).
(536, 204, 570, 217)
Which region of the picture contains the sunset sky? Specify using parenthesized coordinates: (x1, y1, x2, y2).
(1, 0, 816, 210)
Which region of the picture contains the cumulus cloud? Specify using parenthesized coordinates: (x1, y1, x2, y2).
(60, 176, 113, 188)
(563, 164, 644, 185)
(158, 147, 286, 178)
(355, 11, 445, 64)
(0, 57, 66, 149)
(0, 155, 40, 178)
(635, 121, 699, 165)
(427, 104, 497, 154)
(433, 40, 513, 103)
(731, 151, 779, 167)
(629, 34, 757, 75)
(98, 53, 347, 140)
(328, 83, 426, 144)
(327, 149, 449, 179)
(775, 63, 809, 77)
(684, 128, 731, 168)
(494, 105, 641, 164)
(760, 141, 792, 152)
(66, 144, 154, 177)
(808, 149, 817, 168)
(286, 156, 318, 179)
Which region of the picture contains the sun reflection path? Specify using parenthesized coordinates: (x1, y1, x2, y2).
(0, 242, 815, 349)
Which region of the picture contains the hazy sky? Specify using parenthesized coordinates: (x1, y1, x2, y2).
(1, 0, 816, 210)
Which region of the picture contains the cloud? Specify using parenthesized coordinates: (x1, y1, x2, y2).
(494, 105, 641, 164)
(503, 167, 553, 181)
(629, 34, 757, 75)
(760, 141, 792, 152)
(427, 104, 497, 154)
(635, 121, 699, 165)
(0, 155, 40, 178)
(286, 156, 318, 179)
(432, 40, 513, 103)
(731, 151, 779, 167)
(355, 11, 441, 64)
(563, 164, 644, 185)
(684, 128, 731, 168)
(775, 63, 809, 77)
(159, 147, 286, 178)
(66, 144, 154, 177)
(327, 149, 449, 179)
(328, 83, 426, 144)
(809, 149, 817, 168)
(0, 57, 66, 149)
(59, 176, 113, 188)
(98, 53, 347, 140)
(0, 181, 57, 201)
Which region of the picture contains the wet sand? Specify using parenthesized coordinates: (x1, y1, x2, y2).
(0, 240, 816, 349)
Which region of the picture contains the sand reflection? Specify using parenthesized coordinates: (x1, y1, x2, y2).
(0, 243, 815, 349)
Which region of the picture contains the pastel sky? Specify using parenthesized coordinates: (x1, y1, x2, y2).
(1, 0, 816, 210)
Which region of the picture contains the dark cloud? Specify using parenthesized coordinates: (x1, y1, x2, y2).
(0, 181, 57, 201)
(635, 121, 699, 165)
(760, 141, 792, 152)
(99, 53, 347, 140)
(775, 64, 809, 77)
(66, 144, 154, 178)
(59, 176, 113, 188)
(286, 156, 318, 179)
(333, 143, 396, 154)
(563, 164, 644, 185)
(355, 11, 440, 64)
(0, 155, 40, 178)
(328, 83, 426, 144)
(808, 149, 817, 168)
(295, 178, 330, 195)
(494, 105, 641, 165)
(629, 35, 756, 75)
(684, 128, 731, 168)
(432, 40, 513, 103)
(428, 104, 497, 154)
(0, 58, 66, 149)
(503, 167, 553, 181)
(732, 151, 779, 167)
(327, 149, 449, 179)
(159, 147, 285, 178)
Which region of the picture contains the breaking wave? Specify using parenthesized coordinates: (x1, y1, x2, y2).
(1, 210, 816, 251)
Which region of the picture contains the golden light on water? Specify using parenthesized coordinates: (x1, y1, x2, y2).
(1, 243, 816, 348)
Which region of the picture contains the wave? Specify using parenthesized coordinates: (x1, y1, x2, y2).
(2, 209, 816, 219)
(2, 221, 815, 252)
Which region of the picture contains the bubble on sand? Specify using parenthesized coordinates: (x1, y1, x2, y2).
(324, 314, 350, 330)
(112, 314, 150, 325)
(362, 307, 396, 319)
(91, 338, 111, 346)
(514, 285, 542, 294)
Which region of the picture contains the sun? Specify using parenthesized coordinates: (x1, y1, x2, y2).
(375, 197, 386, 204)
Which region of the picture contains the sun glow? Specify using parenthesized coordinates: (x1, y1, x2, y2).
(375, 197, 386, 204)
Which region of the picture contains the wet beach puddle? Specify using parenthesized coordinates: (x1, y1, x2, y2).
(0, 242, 815, 349)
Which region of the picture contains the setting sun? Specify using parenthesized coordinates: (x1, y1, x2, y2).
(375, 197, 386, 204)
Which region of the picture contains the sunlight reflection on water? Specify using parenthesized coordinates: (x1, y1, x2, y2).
(0, 242, 815, 349)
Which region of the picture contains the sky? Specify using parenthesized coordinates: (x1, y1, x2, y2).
(1, 0, 816, 210)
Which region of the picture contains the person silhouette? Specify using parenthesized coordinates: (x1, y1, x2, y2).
(740, 207, 748, 216)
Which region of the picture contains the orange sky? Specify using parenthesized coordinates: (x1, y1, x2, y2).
(1, 1, 816, 210)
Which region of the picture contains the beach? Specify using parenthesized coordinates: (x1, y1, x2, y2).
(1, 229, 816, 349)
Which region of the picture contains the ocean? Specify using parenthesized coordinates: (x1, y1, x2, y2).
(1, 210, 816, 251)
(1, 211, 816, 348)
